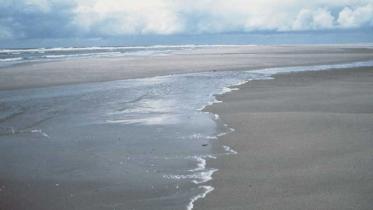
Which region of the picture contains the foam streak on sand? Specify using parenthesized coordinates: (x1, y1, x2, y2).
(222, 145, 238, 155)
(30, 129, 50, 138)
(187, 186, 215, 210)
(0, 127, 49, 138)
(163, 155, 218, 185)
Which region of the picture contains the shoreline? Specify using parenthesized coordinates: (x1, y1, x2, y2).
(198, 66, 373, 210)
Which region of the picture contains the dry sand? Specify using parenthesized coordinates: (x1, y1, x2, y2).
(199, 67, 373, 210)
(1, 45, 373, 90)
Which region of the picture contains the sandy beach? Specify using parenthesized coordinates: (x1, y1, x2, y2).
(1, 45, 373, 210)
(199, 67, 373, 210)
(1, 45, 373, 90)
(3, 0, 373, 208)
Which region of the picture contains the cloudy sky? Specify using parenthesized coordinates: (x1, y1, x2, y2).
(0, 0, 373, 45)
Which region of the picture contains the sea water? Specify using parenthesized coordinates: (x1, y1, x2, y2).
(0, 60, 372, 209)
(0, 45, 240, 68)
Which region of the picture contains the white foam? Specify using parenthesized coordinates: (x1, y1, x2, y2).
(188, 133, 204, 140)
(221, 87, 231, 94)
(0, 44, 255, 54)
(43, 52, 122, 59)
(223, 145, 238, 155)
(187, 185, 214, 210)
(198, 98, 222, 111)
(216, 127, 235, 137)
(30, 129, 49, 138)
(164, 155, 217, 184)
(220, 87, 238, 95)
(0, 57, 23, 62)
(203, 83, 244, 112)
(216, 132, 228, 137)
(189, 156, 207, 172)
(105, 114, 178, 125)
(164, 168, 218, 184)
(234, 80, 250, 86)
(10, 127, 15, 135)
(123, 50, 171, 57)
(181, 133, 217, 140)
(205, 135, 217, 140)
(2, 127, 50, 138)
(187, 155, 216, 171)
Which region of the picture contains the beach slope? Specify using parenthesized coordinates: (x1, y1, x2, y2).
(200, 67, 373, 210)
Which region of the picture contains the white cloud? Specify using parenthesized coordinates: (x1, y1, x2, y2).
(293, 9, 335, 31)
(337, 4, 373, 28)
(73, 0, 184, 35)
(71, 0, 373, 35)
(1, 0, 373, 40)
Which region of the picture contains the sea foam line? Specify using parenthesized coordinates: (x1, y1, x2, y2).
(0, 57, 23, 62)
(0, 45, 256, 53)
(163, 155, 218, 185)
(187, 185, 215, 210)
(163, 168, 218, 184)
(198, 80, 247, 111)
(189, 156, 207, 172)
(223, 145, 238, 155)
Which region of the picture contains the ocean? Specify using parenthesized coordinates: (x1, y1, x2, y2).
(0, 45, 245, 68)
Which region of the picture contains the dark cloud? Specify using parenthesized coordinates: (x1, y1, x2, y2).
(0, 0, 78, 39)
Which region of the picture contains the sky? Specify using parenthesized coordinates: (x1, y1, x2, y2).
(0, 0, 373, 47)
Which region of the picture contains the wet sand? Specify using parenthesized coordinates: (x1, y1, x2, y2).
(199, 67, 373, 210)
(1, 45, 373, 90)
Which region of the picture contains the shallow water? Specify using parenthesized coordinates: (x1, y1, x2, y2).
(0, 60, 372, 209)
